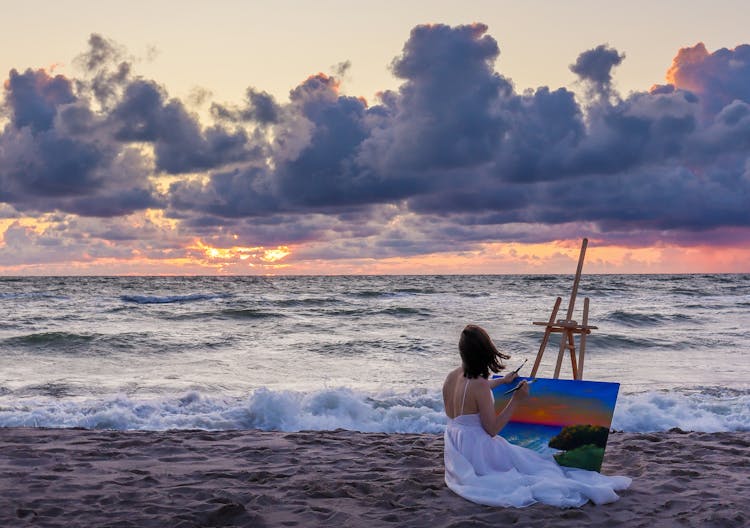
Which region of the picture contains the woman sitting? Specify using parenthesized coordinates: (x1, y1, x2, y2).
(442, 324, 631, 508)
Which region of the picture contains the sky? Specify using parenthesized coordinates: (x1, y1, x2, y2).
(1, 0, 749, 275)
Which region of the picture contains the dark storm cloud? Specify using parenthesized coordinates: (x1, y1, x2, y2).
(170, 24, 513, 218)
(569, 44, 625, 94)
(277, 74, 377, 206)
(4, 68, 76, 132)
(170, 72, 386, 216)
(211, 88, 281, 124)
(488, 85, 585, 183)
(361, 23, 511, 172)
(110, 80, 260, 173)
(0, 33, 264, 216)
(531, 162, 750, 232)
(74, 33, 132, 108)
(0, 67, 160, 216)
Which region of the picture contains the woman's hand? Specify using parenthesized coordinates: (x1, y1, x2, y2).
(511, 380, 530, 402)
(501, 370, 519, 384)
(481, 379, 530, 436)
(489, 370, 519, 389)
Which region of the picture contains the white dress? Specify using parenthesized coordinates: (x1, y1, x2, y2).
(444, 382, 631, 508)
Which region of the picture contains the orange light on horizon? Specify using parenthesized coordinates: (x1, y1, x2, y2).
(188, 239, 292, 268)
(495, 394, 614, 428)
(2, 224, 750, 275)
(261, 247, 291, 262)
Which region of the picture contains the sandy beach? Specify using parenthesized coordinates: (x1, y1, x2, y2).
(1, 428, 748, 527)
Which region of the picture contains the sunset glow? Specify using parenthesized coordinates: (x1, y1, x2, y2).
(188, 240, 292, 269)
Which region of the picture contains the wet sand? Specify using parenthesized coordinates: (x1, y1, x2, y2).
(1, 427, 748, 527)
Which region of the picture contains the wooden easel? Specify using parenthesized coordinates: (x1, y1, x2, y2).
(530, 238, 597, 380)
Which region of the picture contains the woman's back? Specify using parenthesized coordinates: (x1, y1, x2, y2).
(443, 367, 482, 418)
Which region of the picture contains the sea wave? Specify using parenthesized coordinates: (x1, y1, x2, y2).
(0, 387, 747, 434)
(0, 388, 447, 433)
(348, 289, 435, 299)
(168, 308, 283, 320)
(588, 333, 677, 350)
(321, 306, 431, 318)
(3, 331, 98, 347)
(602, 310, 691, 327)
(612, 389, 750, 433)
(393, 287, 437, 294)
(120, 293, 230, 304)
(2, 331, 153, 352)
(516, 331, 678, 351)
(0, 331, 207, 356)
(0, 292, 68, 301)
(272, 297, 340, 307)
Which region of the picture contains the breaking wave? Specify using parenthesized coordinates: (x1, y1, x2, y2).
(1, 387, 747, 434)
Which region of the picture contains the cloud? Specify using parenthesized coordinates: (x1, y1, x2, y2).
(0, 68, 161, 216)
(170, 27, 750, 253)
(362, 23, 511, 173)
(0, 34, 264, 217)
(665, 42, 750, 115)
(3, 27, 750, 269)
(73, 33, 132, 109)
(110, 79, 259, 173)
(170, 24, 514, 219)
(4, 68, 77, 132)
(211, 87, 281, 125)
(170, 71, 379, 216)
(0, 210, 193, 270)
(166, 26, 750, 255)
(570, 44, 625, 95)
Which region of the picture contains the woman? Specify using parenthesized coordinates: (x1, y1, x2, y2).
(443, 324, 631, 508)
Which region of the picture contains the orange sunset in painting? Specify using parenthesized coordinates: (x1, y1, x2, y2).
(493, 378, 620, 428)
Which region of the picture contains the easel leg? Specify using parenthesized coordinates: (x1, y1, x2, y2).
(577, 297, 590, 380)
(531, 297, 561, 378)
(553, 329, 568, 379)
(568, 331, 578, 379)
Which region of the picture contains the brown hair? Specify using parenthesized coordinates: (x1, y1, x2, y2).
(459, 324, 510, 379)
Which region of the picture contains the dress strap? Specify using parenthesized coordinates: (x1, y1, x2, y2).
(460, 378, 470, 415)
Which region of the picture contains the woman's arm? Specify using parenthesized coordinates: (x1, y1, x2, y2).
(477, 379, 529, 436)
(488, 370, 519, 389)
(442, 375, 451, 417)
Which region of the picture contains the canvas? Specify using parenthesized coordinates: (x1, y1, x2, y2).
(492, 377, 620, 472)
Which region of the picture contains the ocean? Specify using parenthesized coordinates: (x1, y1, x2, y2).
(1, 274, 748, 433)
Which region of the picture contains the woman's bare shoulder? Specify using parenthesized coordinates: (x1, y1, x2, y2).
(472, 377, 490, 389)
(443, 367, 463, 386)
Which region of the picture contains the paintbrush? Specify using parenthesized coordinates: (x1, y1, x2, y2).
(509, 358, 527, 376)
(503, 379, 537, 395)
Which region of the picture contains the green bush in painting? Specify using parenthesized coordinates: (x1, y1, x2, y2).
(549, 424, 610, 471)
(553, 444, 606, 472)
(548, 424, 609, 451)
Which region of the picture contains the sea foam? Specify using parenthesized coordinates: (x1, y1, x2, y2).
(0, 387, 747, 433)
